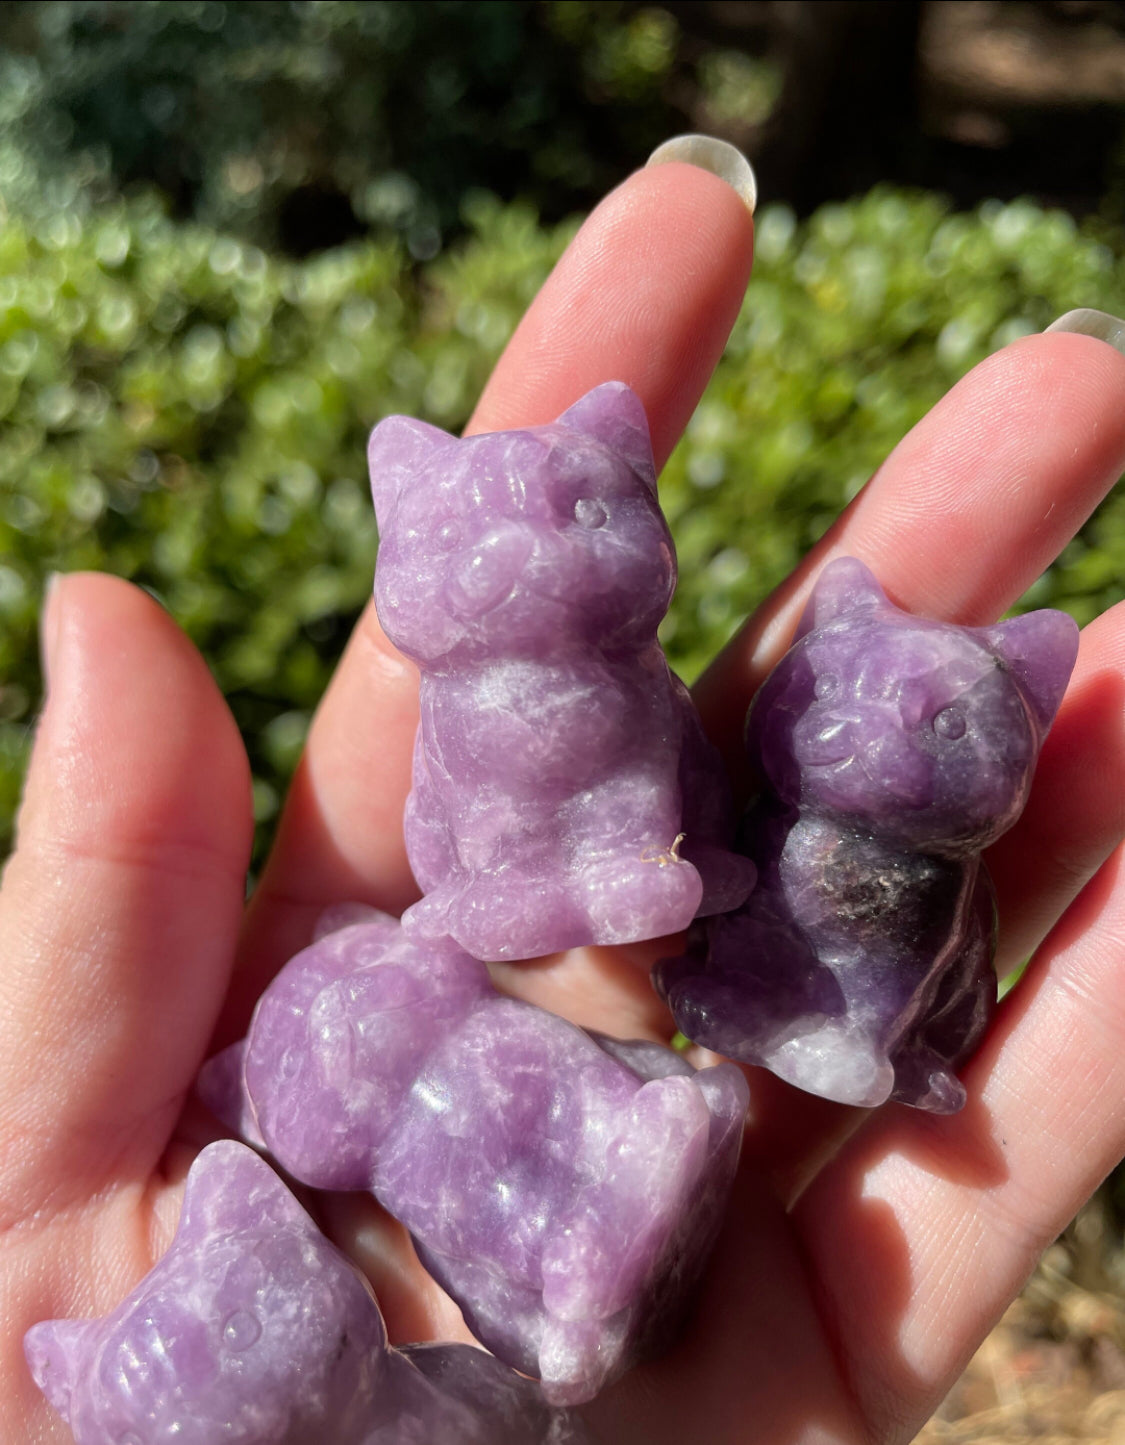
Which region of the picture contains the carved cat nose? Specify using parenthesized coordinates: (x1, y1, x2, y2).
(795, 715, 853, 766)
(444, 527, 533, 618)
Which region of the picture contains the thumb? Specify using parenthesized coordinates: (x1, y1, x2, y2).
(0, 574, 252, 1226)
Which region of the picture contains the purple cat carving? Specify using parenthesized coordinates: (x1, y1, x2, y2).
(655, 557, 1078, 1113)
(368, 382, 754, 961)
(24, 1141, 586, 1444)
(198, 908, 749, 1405)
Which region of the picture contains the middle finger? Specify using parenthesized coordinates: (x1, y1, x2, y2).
(223, 158, 756, 1041)
(697, 328, 1125, 1194)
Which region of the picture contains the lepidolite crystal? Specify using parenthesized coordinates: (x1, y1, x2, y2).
(655, 557, 1078, 1112)
(368, 382, 754, 961)
(24, 1141, 586, 1444)
(199, 908, 749, 1405)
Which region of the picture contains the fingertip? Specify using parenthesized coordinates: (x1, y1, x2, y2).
(999, 326, 1125, 407)
(625, 150, 757, 245)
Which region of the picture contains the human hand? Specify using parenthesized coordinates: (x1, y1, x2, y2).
(5, 149, 1125, 1445)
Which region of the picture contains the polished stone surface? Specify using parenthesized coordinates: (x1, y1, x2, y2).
(655, 556, 1077, 1111)
(368, 382, 754, 961)
(25, 1141, 588, 1443)
(199, 910, 749, 1404)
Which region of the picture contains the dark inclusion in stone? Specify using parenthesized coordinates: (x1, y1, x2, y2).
(655, 556, 1078, 1113)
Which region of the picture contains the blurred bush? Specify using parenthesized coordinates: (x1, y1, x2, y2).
(2, 184, 1125, 863)
(0, 188, 572, 859)
(0, 0, 684, 254)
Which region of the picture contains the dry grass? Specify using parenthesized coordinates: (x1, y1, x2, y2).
(919, 1194, 1125, 1444)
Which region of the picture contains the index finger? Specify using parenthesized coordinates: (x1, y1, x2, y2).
(225, 155, 755, 1036)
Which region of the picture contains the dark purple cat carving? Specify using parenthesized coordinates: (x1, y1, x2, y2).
(655, 557, 1078, 1112)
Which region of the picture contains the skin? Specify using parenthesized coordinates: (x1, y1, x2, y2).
(4, 159, 1125, 1444)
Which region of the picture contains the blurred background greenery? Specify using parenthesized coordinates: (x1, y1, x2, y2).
(6, 4, 1125, 1426)
(6, 0, 1125, 866)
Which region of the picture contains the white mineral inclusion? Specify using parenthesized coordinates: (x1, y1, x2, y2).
(646, 134, 758, 214)
(1046, 308, 1125, 356)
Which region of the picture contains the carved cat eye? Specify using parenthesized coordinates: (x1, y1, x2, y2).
(933, 706, 966, 740)
(573, 497, 608, 528)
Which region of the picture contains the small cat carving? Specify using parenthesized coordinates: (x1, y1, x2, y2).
(368, 382, 753, 961)
(656, 556, 1078, 1112)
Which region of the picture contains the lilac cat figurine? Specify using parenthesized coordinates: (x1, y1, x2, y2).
(368, 382, 754, 961)
(655, 557, 1078, 1113)
(24, 1141, 587, 1444)
(199, 907, 749, 1405)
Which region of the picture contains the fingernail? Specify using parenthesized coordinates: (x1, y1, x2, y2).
(1045, 308, 1125, 356)
(40, 572, 65, 694)
(646, 134, 757, 214)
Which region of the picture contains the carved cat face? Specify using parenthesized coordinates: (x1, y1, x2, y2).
(369, 383, 675, 667)
(747, 557, 1078, 853)
(25, 1143, 388, 1444)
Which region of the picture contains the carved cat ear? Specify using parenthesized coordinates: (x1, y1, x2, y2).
(194, 1043, 267, 1149)
(179, 1141, 314, 1239)
(556, 382, 657, 492)
(978, 609, 1079, 737)
(23, 1319, 92, 1421)
(795, 556, 889, 640)
(367, 415, 453, 524)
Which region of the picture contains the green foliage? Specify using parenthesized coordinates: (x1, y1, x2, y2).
(3, 184, 1125, 864)
(659, 191, 1125, 680)
(0, 191, 567, 859)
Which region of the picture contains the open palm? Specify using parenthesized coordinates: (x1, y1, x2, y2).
(5, 158, 1125, 1445)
